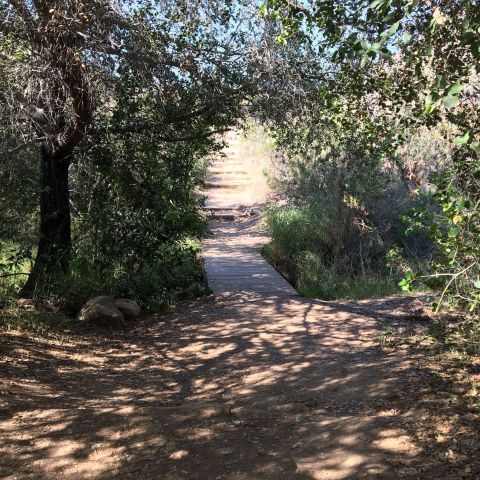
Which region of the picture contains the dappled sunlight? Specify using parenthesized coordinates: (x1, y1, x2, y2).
(2, 0, 477, 477)
(292, 416, 419, 480)
(0, 291, 448, 479)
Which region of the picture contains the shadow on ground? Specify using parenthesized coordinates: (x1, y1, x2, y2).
(1, 294, 478, 479)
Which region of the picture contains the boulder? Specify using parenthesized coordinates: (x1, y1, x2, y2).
(77, 296, 125, 327)
(114, 299, 141, 321)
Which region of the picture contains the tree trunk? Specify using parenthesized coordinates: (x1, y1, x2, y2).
(20, 144, 72, 296)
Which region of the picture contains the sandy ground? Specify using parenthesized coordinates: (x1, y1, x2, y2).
(1, 293, 480, 480)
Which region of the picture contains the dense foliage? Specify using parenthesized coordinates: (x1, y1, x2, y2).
(257, 0, 479, 314)
(0, 0, 264, 306)
(1, 0, 478, 318)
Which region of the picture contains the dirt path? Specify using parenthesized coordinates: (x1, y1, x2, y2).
(2, 294, 476, 479)
(1, 134, 479, 479)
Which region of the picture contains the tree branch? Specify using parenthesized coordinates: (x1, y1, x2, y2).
(164, 105, 211, 124)
(102, 123, 229, 141)
(53, 49, 91, 158)
(9, 0, 34, 26)
(0, 272, 29, 278)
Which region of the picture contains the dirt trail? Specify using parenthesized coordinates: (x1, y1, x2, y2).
(1, 294, 470, 480)
(1, 134, 478, 479)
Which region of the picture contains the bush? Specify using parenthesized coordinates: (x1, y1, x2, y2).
(58, 238, 204, 312)
(260, 126, 450, 300)
(0, 68, 216, 312)
(296, 252, 398, 300)
(263, 201, 402, 300)
(401, 168, 480, 317)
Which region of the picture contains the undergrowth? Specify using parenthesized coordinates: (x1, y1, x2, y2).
(262, 202, 422, 300)
(0, 237, 207, 332)
(0, 303, 73, 334)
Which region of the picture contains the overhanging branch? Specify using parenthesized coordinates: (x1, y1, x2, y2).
(101, 123, 229, 141)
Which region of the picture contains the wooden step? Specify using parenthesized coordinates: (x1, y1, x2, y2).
(210, 161, 246, 168)
(208, 172, 251, 182)
(201, 207, 248, 222)
(204, 180, 250, 190)
(209, 170, 248, 176)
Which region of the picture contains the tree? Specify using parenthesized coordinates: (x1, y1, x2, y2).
(259, 0, 480, 314)
(0, 0, 263, 296)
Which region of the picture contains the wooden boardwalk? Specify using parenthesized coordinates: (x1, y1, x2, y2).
(202, 133, 298, 296)
(203, 220, 297, 296)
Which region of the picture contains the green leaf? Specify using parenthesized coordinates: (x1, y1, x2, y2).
(442, 202, 453, 212)
(453, 131, 470, 145)
(381, 21, 400, 38)
(388, 21, 400, 36)
(434, 75, 447, 90)
(423, 94, 436, 114)
(470, 142, 480, 154)
(448, 227, 460, 238)
(369, 0, 385, 10)
(443, 95, 459, 109)
(399, 271, 415, 292)
(448, 83, 463, 95)
(401, 32, 412, 43)
(474, 280, 480, 289)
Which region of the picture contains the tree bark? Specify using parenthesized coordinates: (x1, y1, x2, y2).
(20, 144, 72, 296)
(12, 3, 91, 297)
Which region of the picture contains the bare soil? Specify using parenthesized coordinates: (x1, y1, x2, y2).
(1, 294, 480, 480)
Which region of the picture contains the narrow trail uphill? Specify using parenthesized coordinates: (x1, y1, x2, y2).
(1, 133, 478, 480)
(202, 131, 296, 297)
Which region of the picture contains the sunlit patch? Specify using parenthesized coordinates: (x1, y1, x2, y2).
(188, 428, 214, 440)
(242, 368, 279, 386)
(169, 449, 189, 460)
(296, 452, 370, 480)
(193, 378, 219, 393)
(373, 429, 420, 455)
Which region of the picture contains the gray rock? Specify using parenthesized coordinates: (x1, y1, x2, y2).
(114, 299, 141, 321)
(77, 296, 125, 327)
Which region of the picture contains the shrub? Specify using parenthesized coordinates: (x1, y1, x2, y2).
(263, 201, 401, 300)
(296, 252, 398, 300)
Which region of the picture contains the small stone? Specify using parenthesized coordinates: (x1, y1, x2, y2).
(114, 299, 141, 321)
